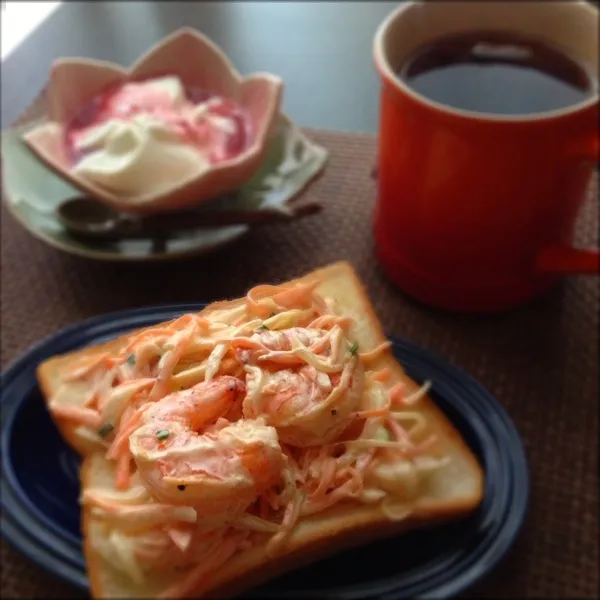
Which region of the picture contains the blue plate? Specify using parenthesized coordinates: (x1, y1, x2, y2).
(0, 304, 529, 599)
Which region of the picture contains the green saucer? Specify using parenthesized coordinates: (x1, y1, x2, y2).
(1, 115, 328, 261)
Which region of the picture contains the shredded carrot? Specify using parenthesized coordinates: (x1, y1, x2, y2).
(115, 451, 132, 490)
(246, 285, 281, 317)
(402, 381, 432, 406)
(372, 367, 392, 383)
(228, 337, 267, 351)
(106, 408, 144, 460)
(352, 401, 391, 419)
(308, 315, 353, 330)
(246, 280, 324, 319)
(123, 329, 174, 353)
(272, 280, 321, 310)
(388, 382, 405, 405)
(359, 341, 391, 364)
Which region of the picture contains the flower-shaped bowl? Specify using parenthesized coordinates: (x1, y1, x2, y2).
(22, 28, 283, 215)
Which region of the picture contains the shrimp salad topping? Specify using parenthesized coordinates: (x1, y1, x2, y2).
(51, 280, 448, 594)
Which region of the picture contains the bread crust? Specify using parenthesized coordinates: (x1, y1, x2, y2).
(38, 261, 484, 598)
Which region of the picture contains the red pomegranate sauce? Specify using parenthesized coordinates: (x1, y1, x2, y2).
(65, 76, 250, 165)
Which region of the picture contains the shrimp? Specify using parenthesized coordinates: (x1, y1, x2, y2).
(252, 325, 351, 373)
(129, 377, 286, 518)
(107, 376, 243, 460)
(243, 357, 364, 447)
(246, 281, 324, 318)
(232, 327, 328, 366)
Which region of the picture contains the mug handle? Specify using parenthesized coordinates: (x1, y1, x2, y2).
(536, 138, 599, 275)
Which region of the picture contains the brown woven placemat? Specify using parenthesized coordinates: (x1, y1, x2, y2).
(1, 95, 598, 599)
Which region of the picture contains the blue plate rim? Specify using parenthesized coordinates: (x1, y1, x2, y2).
(0, 304, 529, 599)
(0, 513, 88, 591)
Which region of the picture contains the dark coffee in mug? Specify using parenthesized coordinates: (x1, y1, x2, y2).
(399, 31, 597, 115)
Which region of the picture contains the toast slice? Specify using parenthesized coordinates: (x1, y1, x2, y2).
(38, 261, 484, 598)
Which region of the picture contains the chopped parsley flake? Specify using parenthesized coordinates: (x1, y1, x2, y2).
(97, 423, 114, 438)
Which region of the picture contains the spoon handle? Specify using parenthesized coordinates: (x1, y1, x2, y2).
(114, 203, 322, 238)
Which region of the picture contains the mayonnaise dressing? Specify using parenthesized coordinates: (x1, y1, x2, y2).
(68, 76, 246, 197)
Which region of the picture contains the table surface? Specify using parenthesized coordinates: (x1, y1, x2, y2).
(1, 0, 398, 131)
(2, 122, 599, 598)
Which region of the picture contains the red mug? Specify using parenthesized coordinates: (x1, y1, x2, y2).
(372, 1, 598, 312)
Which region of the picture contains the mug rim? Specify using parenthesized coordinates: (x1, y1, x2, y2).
(373, 0, 599, 124)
